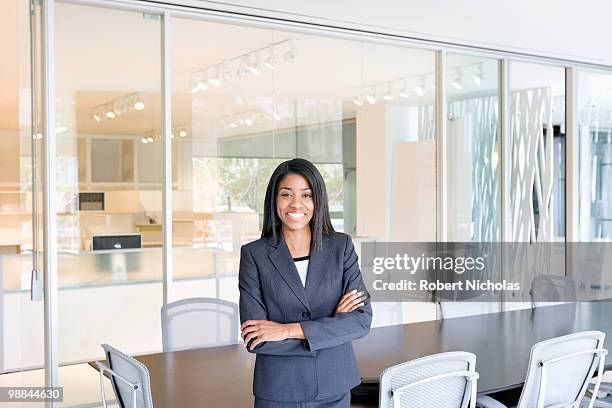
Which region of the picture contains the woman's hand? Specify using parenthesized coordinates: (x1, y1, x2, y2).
(241, 320, 305, 350)
(335, 289, 366, 314)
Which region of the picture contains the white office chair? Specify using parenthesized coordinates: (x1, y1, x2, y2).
(531, 276, 612, 399)
(96, 344, 154, 408)
(379, 351, 479, 408)
(476, 331, 609, 408)
(530, 274, 577, 308)
(161, 297, 239, 352)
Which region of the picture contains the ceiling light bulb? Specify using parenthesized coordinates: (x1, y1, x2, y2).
(451, 68, 463, 90)
(229, 121, 238, 128)
(208, 66, 223, 87)
(93, 113, 101, 122)
(248, 51, 262, 75)
(244, 117, 253, 126)
(134, 101, 145, 111)
(365, 86, 377, 104)
(142, 138, 148, 144)
(383, 83, 394, 101)
(105, 110, 116, 119)
(414, 76, 426, 97)
(55, 125, 67, 134)
(353, 96, 363, 106)
(473, 63, 483, 87)
(178, 130, 187, 137)
(146, 137, 154, 143)
(264, 46, 277, 70)
(222, 60, 233, 81)
(399, 80, 410, 98)
(284, 41, 297, 63)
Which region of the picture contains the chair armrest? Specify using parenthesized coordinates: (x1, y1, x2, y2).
(476, 395, 508, 408)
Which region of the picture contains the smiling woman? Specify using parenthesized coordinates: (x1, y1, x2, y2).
(239, 158, 372, 407)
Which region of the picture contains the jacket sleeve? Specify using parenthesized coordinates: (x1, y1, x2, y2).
(300, 234, 373, 351)
(238, 244, 315, 357)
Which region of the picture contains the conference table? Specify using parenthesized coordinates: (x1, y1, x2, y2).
(91, 301, 612, 407)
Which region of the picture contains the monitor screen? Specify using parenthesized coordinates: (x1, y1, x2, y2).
(92, 235, 141, 251)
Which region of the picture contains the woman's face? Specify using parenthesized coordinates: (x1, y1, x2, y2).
(276, 174, 314, 232)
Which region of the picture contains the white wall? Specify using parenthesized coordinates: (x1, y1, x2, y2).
(175, 0, 612, 66)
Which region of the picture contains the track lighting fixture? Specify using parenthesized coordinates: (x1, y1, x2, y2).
(208, 66, 222, 87)
(264, 46, 277, 70)
(399, 79, 410, 98)
(451, 68, 463, 90)
(190, 39, 295, 93)
(415, 76, 426, 97)
(91, 93, 146, 122)
(383, 83, 394, 101)
(366, 87, 377, 104)
(473, 63, 483, 87)
(284, 40, 297, 63)
(248, 50, 263, 75)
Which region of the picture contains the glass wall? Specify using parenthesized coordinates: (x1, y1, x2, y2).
(446, 54, 500, 242)
(578, 70, 612, 242)
(508, 62, 566, 305)
(169, 16, 437, 327)
(54, 3, 163, 405)
(0, 0, 44, 391)
(509, 62, 566, 244)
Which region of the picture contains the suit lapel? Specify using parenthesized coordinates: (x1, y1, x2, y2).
(305, 234, 331, 300)
(268, 234, 310, 311)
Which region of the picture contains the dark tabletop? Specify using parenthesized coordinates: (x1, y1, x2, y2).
(92, 301, 612, 407)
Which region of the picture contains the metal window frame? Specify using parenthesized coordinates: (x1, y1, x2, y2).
(41, 0, 59, 405)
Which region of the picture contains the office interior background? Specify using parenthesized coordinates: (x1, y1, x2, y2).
(1, 0, 612, 406)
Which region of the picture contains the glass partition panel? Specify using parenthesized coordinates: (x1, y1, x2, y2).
(0, 0, 45, 393)
(446, 54, 500, 242)
(509, 61, 566, 244)
(508, 61, 566, 307)
(55, 3, 162, 405)
(170, 17, 438, 326)
(577, 70, 612, 242)
(443, 54, 501, 315)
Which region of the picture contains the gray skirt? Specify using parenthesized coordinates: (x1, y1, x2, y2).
(254, 391, 350, 408)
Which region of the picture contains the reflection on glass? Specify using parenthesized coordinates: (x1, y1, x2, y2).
(578, 70, 612, 241)
(55, 1, 162, 380)
(446, 55, 500, 242)
(171, 19, 359, 302)
(509, 62, 566, 243)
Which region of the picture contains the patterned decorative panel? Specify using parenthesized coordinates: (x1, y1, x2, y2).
(510, 87, 554, 243)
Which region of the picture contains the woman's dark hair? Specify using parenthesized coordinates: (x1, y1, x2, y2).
(261, 158, 335, 251)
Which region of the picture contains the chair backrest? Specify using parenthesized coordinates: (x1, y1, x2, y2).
(517, 331, 607, 408)
(379, 351, 478, 408)
(161, 297, 239, 352)
(531, 275, 577, 307)
(100, 344, 153, 408)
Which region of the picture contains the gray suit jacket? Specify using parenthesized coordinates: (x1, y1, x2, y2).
(238, 231, 372, 402)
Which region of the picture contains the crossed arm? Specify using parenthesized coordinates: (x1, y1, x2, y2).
(238, 236, 372, 356)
